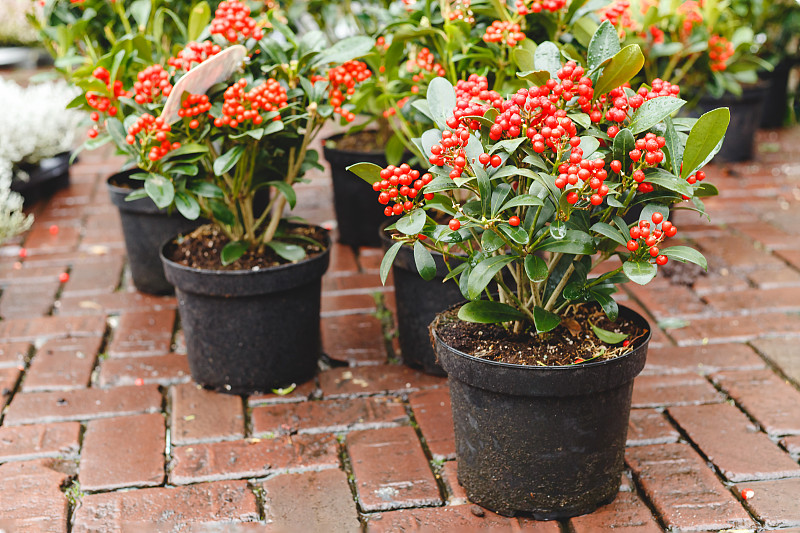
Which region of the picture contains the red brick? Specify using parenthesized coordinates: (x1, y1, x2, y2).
(692, 270, 750, 296)
(409, 388, 455, 460)
(0, 459, 70, 533)
(0, 422, 81, 463)
(1, 367, 22, 409)
(669, 403, 800, 482)
(323, 272, 390, 294)
(0, 263, 66, 284)
(252, 396, 407, 437)
(626, 443, 754, 531)
(440, 461, 468, 505)
(98, 353, 191, 388)
(170, 383, 245, 445)
(23, 336, 101, 392)
(642, 343, 766, 376)
(107, 309, 175, 357)
(748, 267, 800, 289)
(170, 433, 339, 485)
(61, 256, 123, 296)
(627, 284, 709, 320)
(783, 435, 800, 456)
(751, 337, 800, 385)
(22, 224, 81, 254)
(322, 314, 387, 365)
(347, 426, 442, 511)
(320, 364, 445, 398)
(705, 287, 800, 315)
(322, 293, 378, 316)
(329, 243, 359, 274)
(698, 234, 785, 272)
(261, 469, 360, 533)
(570, 491, 661, 532)
(79, 413, 165, 491)
(632, 373, 723, 408)
(248, 379, 318, 405)
(666, 312, 800, 346)
(57, 291, 177, 316)
(0, 341, 29, 369)
(627, 409, 680, 446)
(72, 480, 259, 532)
(365, 505, 536, 532)
(617, 300, 671, 348)
(734, 479, 800, 528)
(357, 247, 384, 272)
(3, 384, 162, 425)
(712, 369, 800, 436)
(776, 249, 800, 271)
(0, 280, 60, 319)
(0, 314, 107, 342)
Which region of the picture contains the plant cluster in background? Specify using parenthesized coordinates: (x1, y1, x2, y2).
(0, 0, 42, 46)
(0, 173, 33, 245)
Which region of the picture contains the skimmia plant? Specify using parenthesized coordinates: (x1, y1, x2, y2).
(350, 23, 728, 345)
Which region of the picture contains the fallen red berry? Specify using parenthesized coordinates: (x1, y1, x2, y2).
(741, 488, 755, 500)
(59, 272, 69, 283)
(49, 225, 59, 235)
(18, 248, 27, 258)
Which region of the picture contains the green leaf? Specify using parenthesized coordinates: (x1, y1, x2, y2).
(458, 300, 527, 324)
(588, 20, 621, 70)
(623, 260, 657, 285)
(267, 241, 306, 262)
(174, 191, 200, 220)
(266, 180, 297, 209)
(538, 230, 596, 254)
(579, 136, 600, 158)
(187, 181, 223, 198)
(613, 128, 635, 170)
(380, 242, 402, 285)
(166, 143, 208, 160)
(481, 230, 505, 253)
(311, 35, 374, 67)
(590, 222, 627, 246)
(662, 116, 683, 174)
(533, 306, 561, 333)
(533, 41, 562, 79)
(129, 0, 151, 28)
(517, 70, 551, 86)
(467, 255, 516, 300)
(644, 168, 693, 196)
(187, 1, 210, 41)
(346, 162, 383, 185)
(590, 290, 619, 321)
(513, 47, 536, 72)
(144, 174, 174, 209)
(427, 77, 456, 130)
(213, 145, 245, 176)
(524, 254, 548, 282)
(385, 134, 404, 167)
(497, 223, 529, 245)
(590, 322, 628, 344)
(639, 204, 670, 226)
(661, 246, 708, 270)
(221, 240, 248, 266)
(490, 183, 513, 217)
(594, 45, 645, 96)
(423, 177, 459, 194)
(413, 240, 436, 281)
(627, 97, 686, 135)
(695, 183, 718, 197)
(208, 199, 235, 226)
(499, 194, 544, 212)
(124, 189, 148, 202)
(396, 209, 426, 236)
(681, 107, 731, 179)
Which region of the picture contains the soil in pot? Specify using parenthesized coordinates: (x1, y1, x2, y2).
(323, 131, 402, 247)
(432, 302, 651, 519)
(162, 224, 330, 394)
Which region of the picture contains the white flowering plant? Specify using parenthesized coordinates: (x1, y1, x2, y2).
(0, 0, 41, 46)
(0, 170, 33, 244)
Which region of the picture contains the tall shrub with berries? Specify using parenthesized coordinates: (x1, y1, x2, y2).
(350, 25, 728, 355)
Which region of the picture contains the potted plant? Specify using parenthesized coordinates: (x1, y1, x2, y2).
(0, 0, 45, 69)
(0, 78, 83, 206)
(607, 0, 768, 161)
(89, 3, 373, 393)
(0, 169, 33, 245)
(354, 26, 728, 517)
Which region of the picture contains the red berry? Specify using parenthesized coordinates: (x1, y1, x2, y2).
(651, 212, 663, 224)
(649, 246, 659, 257)
(18, 248, 27, 258)
(479, 153, 491, 165)
(656, 254, 668, 265)
(741, 488, 755, 500)
(449, 219, 461, 231)
(49, 225, 59, 235)
(490, 155, 502, 168)
(627, 240, 639, 251)
(508, 216, 520, 227)
(59, 272, 70, 283)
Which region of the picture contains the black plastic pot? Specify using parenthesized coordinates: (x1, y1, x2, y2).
(160, 227, 331, 394)
(760, 62, 792, 129)
(11, 152, 71, 206)
(695, 84, 769, 162)
(322, 133, 397, 248)
(431, 304, 651, 519)
(107, 170, 203, 295)
(380, 224, 464, 376)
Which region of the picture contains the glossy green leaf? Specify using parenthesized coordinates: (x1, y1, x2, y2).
(346, 162, 383, 185)
(423, 177, 459, 193)
(695, 183, 719, 197)
(413, 240, 436, 281)
(627, 97, 686, 135)
(443, 261, 468, 282)
(266, 180, 297, 209)
(662, 116, 684, 174)
(385, 133, 404, 166)
(427, 77, 456, 130)
(613, 128, 635, 170)
(499, 194, 544, 212)
(467, 255, 515, 300)
(166, 143, 208, 160)
(396, 208, 426, 236)
(579, 136, 600, 158)
(458, 300, 527, 324)
(533, 306, 561, 333)
(594, 45, 645, 96)
(498, 223, 530, 245)
(311, 35, 374, 67)
(590, 322, 628, 343)
(187, 181, 223, 198)
(208, 199, 235, 226)
(513, 47, 536, 72)
(124, 189, 148, 202)
(517, 70, 551, 85)
(533, 41, 562, 79)
(380, 242, 402, 285)
(213, 145, 245, 176)
(490, 183, 513, 217)
(661, 246, 707, 270)
(524, 254, 548, 282)
(187, 1, 210, 41)
(481, 230, 505, 253)
(129, 0, 151, 28)
(681, 107, 730, 179)
(538, 230, 595, 254)
(220, 240, 248, 266)
(174, 191, 200, 220)
(644, 169, 693, 196)
(623, 260, 657, 285)
(591, 290, 619, 321)
(587, 20, 620, 70)
(267, 241, 306, 262)
(590, 222, 627, 246)
(144, 174, 174, 209)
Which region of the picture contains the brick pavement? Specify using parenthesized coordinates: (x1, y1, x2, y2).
(1, 130, 800, 531)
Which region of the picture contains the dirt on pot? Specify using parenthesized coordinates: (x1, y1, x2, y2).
(433, 303, 648, 366)
(167, 224, 327, 270)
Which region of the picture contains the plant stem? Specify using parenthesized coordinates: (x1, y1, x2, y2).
(544, 262, 575, 312)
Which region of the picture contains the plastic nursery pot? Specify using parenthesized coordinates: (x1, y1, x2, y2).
(160, 226, 331, 395)
(431, 303, 651, 519)
(379, 222, 464, 376)
(694, 83, 769, 163)
(107, 170, 203, 295)
(12, 152, 72, 206)
(322, 133, 400, 248)
(760, 61, 792, 129)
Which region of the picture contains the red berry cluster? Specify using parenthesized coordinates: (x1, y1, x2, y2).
(686, 170, 706, 184)
(555, 140, 611, 206)
(126, 115, 179, 162)
(677, 1, 703, 38)
(447, 0, 474, 22)
(599, 0, 634, 36)
(168, 41, 222, 72)
(210, 0, 264, 43)
(406, 48, 446, 78)
(515, 0, 567, 15)
(429, 129, 473, 179)
(133, 65, 172, 105)
(599, 79, 680, 137)
(213, 78, 287, 128)
(449, 75, 503, 130)
(324, 60, 371, 122)
(482, 20, 525, 47)
(708, 35, 734, 71)
(86, 66, 128, 137)
(178, 94, 211, 129)
(373, 164, 434, 216)
(383, 96, 410, 118)
(630, 132, 666, 166)
(625, 212, 676, 266)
